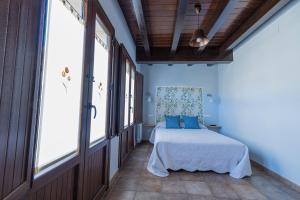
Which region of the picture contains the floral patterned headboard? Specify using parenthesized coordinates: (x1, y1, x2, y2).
(155, 86, 203, 123)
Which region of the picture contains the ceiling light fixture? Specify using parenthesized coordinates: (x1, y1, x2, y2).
(189, 4, 209, 48)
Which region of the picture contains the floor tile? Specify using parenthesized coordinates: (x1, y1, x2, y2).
(183, 181, 212, 196)
(179, 171, 206, 181)
(231, 183, 267, 200)
(123, 160, 145, 170)
(161, 193, 189, 200)
(119, 168, 142, 178)
(208, 182, 239, 199)
(161, 181, 186, 194)
(115, 177, 139, 191)
(134, 192, 162, 200)
(131, 151, 149, 158)
(188, 195, 216, 200)
(141, 169, 162, 179)
(134, 146, 150, 153)
(138, 177, 162, 192)
(106, 190, 136, 200)
(202, 172, 228, 185)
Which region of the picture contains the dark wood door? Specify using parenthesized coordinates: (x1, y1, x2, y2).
(81, 1, 114, 199)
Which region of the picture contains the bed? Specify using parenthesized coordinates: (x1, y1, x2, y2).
(147, 86, 252, 179)
(147, 124, 252, 179)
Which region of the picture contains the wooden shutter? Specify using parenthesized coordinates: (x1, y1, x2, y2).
(135, 72, 144, 123)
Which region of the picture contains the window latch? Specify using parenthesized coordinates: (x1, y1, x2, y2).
(88, 103, 97, 119)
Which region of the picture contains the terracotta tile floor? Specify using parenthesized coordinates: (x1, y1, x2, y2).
(105, 143, 300, 200)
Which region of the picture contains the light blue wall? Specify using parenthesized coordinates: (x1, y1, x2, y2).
(141, 64, 219, 128)
(99, 0, 139, 179)
(218, 1, 300, 186)
(99, 0, 141, 71)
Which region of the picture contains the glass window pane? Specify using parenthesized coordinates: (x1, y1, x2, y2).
(89, 17, 110, 144)
(35, 0, 84, 172)
(124, 60, 130, 127)
(130, 69, 135, 124)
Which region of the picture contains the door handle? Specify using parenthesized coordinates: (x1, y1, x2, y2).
(89, 103, 97, 119)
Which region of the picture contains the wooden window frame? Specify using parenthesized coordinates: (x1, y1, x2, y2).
(109, 38, 120, 138)
(118, 45, 136, 133)
(88, 6, 114, 147)
(32, 0, 87, 178)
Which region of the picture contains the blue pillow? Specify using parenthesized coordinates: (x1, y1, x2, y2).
(183, 116, 200, 129)
(165, 115, 180, 129)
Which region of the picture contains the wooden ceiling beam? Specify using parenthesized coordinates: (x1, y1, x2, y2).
(200, 0, 237, 51)
(170, 0, 189, 54)
(132, 0, 151, 56)
(221, 0, 291, 51)
(207, 0, 237, 40)
(136, 47, 233, 64)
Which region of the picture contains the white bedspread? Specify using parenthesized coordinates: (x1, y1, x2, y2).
(147, 128, 252, 179)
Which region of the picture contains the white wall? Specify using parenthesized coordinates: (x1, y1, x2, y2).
(218, 1, 300, 186)
(141, 64, 219, 132)
(99, 0, 139, 180)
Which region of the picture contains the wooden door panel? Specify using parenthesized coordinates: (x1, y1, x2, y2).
(120, 129, 128, 165)
(119, 126, 136, 167)
(128, 127, 134, 152)
(25, 168, 76, 200)
(83, 143, 109, 200)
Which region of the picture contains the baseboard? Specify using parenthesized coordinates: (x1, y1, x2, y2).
(251, 160, 300, 193)
(109, 171, 119, 187)
(101, 170, 120, 200)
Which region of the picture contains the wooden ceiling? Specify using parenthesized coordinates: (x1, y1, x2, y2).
(118, 0, 290, 64)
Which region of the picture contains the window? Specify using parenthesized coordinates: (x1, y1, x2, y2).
(89, 17, 111, 145)
(129, 68, 135, 124)
(124, 60, 130, 127)
(35, 0, 85, 173)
